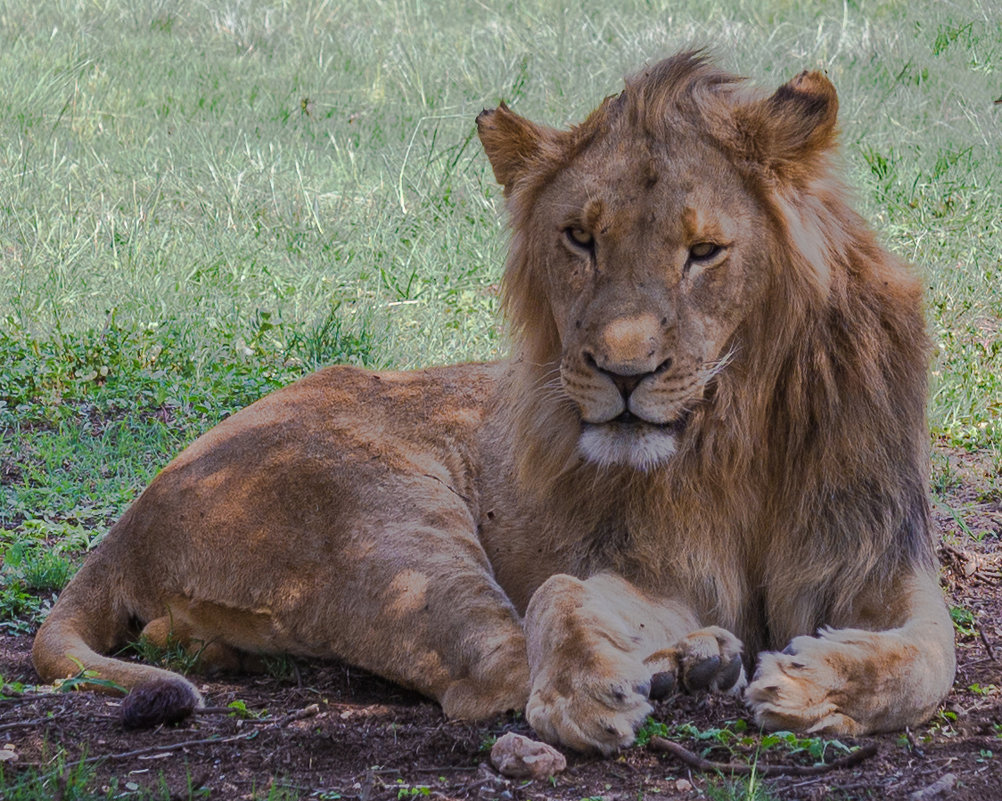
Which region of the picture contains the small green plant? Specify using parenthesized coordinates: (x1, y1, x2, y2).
(949, 605, 977, 636)
(0, 752, 211, 800)
(226, 699, 266, 719)
(633, 717, 671, 747)
(0, 756, 103, 801)
(125, 631, 203, 674)
(259, 652, 299, 682)
(250, 782, 301, 801)
(0, 675, 30, 697)
(0, 541, 75, 633)
(940, 502, 983, 542)
(636, 717, 850, 766)
(758, 730, 850, 763)
(704, 773, 776, 801)
(930, 709, 959, 737)
(57, 671, 127, 694)
(395, 780, 431, 798)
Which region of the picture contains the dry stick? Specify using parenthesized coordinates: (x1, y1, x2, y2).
(196, 703, 320, 726)
(0, 691, 67, 705)
(978, 627, 998, 662)
(61, 730, 259, 768)
(0, 718, 52, 732)
(649, 737, 879, 777)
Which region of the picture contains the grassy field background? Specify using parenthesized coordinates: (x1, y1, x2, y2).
(1, 0, 1000, 649)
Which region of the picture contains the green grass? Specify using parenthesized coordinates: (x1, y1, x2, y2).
(2, 1, 1000, 553)
(0, 758, 211, 801)
(634, 716, 851, 765)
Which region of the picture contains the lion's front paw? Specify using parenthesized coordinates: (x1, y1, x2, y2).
(645, 626, 746, 699)
(745, 635, 862, 735)
(526, 655, 653, 755)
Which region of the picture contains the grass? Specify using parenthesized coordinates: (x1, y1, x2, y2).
(0, 0, 1000, 797)
(0, 758, 211, 801)
(2, 1, 1000, 553)
(634, 717, 852, 766)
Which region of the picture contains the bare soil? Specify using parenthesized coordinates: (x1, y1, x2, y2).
(2, 445, 1000, 801)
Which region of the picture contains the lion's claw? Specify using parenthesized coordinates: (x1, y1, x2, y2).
(645, 626, 747, 698)
(526, 675, 652, 754)
(716, 655, 745, 691)
(648, 671, 676, 700)
(685, 654, 722, 689)
(746, 636, 862, 735)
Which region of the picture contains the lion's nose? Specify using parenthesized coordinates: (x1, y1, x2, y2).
(583, 351, 673, 401)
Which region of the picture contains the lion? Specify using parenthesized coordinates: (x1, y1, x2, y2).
(32, 52, 955, 754)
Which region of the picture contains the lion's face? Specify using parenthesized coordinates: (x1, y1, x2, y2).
(534, 133, 766, 469)
(478, 56, 840, 472)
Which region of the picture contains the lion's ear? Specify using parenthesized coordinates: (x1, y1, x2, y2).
(738, 70, 839, 181)
(477, 103, 562, 195)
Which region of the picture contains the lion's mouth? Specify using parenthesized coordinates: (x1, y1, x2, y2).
(595, 409, 691, 436)
(578, 410, 692, 471)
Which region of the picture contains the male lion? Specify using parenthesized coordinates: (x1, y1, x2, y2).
(33, 52, 955, 754)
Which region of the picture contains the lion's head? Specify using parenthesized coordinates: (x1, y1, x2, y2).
(477, 53, 924, 497)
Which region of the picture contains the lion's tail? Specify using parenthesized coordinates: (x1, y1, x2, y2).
(31, 550, 203, 729)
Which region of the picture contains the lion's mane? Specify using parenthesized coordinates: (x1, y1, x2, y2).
(498, 54, 932, 655)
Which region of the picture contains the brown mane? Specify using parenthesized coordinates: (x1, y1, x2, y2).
(499, 53, 933, 651)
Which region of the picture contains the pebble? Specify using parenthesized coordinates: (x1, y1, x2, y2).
(489, 732, 567, 780)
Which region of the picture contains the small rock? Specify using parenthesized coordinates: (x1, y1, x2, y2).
(490, 732, 567, 780)
(908, 773, 957, 801)
(675, 778, 693, 792)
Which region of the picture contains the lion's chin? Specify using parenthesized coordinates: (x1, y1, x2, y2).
(578, 417, 684, 472)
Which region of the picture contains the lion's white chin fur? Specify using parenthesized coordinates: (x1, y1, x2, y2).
(579, 423, 679, 471)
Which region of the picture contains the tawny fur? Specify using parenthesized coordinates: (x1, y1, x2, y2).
(33, 52, 954, 753)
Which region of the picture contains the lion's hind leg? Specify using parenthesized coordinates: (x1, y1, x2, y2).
(746, 569, 955, 734)
(32, 552, 205, 730)
(298, 471, 532, 722)
(137, 613, 264, 675)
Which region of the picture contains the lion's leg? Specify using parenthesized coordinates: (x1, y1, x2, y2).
(129, 475, 531, 721)
(523, 572, 744, 754)
(324, 524, 530, 720)
(139, 614, 264, 675)
(746, 568, 955, 734)
(273, 477, 531, 721)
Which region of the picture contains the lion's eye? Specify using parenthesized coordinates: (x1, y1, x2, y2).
(689, 242, 722, 261)
(565, 226, 595, 251)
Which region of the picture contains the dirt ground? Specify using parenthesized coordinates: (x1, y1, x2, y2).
(1, 445, 1000, 801)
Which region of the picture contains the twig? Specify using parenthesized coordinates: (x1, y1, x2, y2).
(62, 731, 258, 767)
(196, 703, 320, 726)
(978, 627, 998, 662)
(649, 737, 878, 777)
(0, 718, 52, 732)
(0, 691, 65, 705)
(903, 726, 924, 757)
(413, 766, 479, 773)
(269, 703, 321, 727)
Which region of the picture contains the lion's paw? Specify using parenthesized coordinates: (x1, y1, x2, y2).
(526, 654, 653, 755)
(745, 635, 862, 735)
(645, 626, 746, 699)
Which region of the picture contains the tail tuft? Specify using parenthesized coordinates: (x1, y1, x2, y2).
(120, 678, 201, 730)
